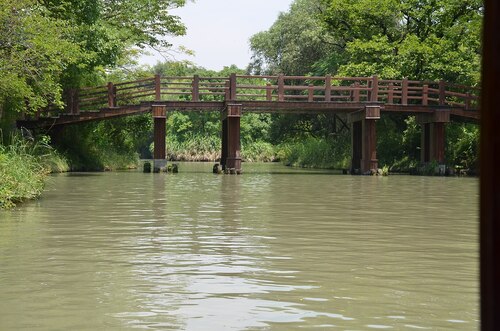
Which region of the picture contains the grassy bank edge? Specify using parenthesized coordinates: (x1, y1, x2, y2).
(0, 135, 69, 209)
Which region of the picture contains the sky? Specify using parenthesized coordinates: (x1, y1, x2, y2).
(138, 0, 295, 71)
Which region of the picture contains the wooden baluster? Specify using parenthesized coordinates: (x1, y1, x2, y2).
(325, 74, 332, 102)
(422, 84, 429, 105)
(192, 75, 200, 101)
(74, 89, 80, 115)
(107, 82, 116, 107)
(266, 82, 272, 101)
(353, 82, 360, 102)
(466, 92, 471, 110)
(224, 80, 230, 101)
(439, 79, 446, 105)
(387, 83, 394, 104)
(370, 75, 379, 102)
(402, 78, 408, 105)
(278, 74, 284, 101)
(308, 84, 314, 102)
(229, 73, 237, 101)
(155, 74, 161, 101)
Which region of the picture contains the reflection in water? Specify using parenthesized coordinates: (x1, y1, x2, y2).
(0, 163, 478, 330)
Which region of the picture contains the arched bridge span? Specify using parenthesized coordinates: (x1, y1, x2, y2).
(18, 74, 480, 173)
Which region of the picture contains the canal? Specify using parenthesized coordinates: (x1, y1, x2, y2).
(0, 163, 478, 330)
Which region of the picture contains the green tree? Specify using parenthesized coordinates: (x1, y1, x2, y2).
(0, 0, 81, 123)
(248, 0, 332, 75)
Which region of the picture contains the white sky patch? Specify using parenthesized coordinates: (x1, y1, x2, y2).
(139, 0, 294, 70)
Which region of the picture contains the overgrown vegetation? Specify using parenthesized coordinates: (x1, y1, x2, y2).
(0, 133, 68, 209)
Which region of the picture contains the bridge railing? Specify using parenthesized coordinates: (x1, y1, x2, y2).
(30, 74, 480, 119)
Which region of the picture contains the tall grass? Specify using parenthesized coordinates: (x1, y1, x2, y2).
(0, 133, 68, 209)
(277, 136, 350, 169)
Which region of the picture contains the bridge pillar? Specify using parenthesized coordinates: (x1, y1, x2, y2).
(221, 104, 242, 174)
(348, 106, 380, 174)
(152, 105, 167, 170)
(417, 110, 450, 165)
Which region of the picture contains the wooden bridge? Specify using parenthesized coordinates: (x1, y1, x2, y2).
(18, 74, 480, 173)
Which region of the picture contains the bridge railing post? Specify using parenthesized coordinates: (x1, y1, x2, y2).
(224, 80, 230, 101)
(422, 84, 429, 105)
(266, 82, 272, 101)
(155, 74, 161, 101)
(107, 82, 116, 107)
(192, 75, 200, 101)
(229, 73, 237, 101)
(402, 78, 409, 105)
(387, 83, 394, 104)
(353, 81, 360, 102)
(439, 80, 446, 105)
(325, 75, 332, 102)
(370, 75, 379, 102)
(278, 74, 284, 101)
(308, 84, 314, 102)
(466, 92, 471, 110)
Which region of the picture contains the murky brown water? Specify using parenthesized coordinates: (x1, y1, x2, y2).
(0, 163, 478, 330)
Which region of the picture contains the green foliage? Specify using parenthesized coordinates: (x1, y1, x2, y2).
(56, 116, 149, 170)
(0, 133, 68, 209)
(277, 136, 350, 169)
(241, 141, 276, 163)
(318, 0, 482, 84)
(248, 0, 332, 75)
(0, 0, 82, 117)
(446, 123, 479, 172)
(164, 134, 220, 162)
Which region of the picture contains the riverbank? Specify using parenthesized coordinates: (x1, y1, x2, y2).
(0, 135, 69, 209)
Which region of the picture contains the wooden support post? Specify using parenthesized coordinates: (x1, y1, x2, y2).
(107, 82, 116, 107)
(387, 83, 394, 104)
(229, 73, 237, 101)
(353, 81, 360, 102)
(278, 74, 284, 101)
(266, 82, 272, 101)
(325, 75, 332, 102)
(481, 1, 500, 329)
(421, 123, 431, 163)
(350, 121, 362, 173)
(192, 75, 200, 101)
(433, 122, 446, 164)
(152, 105, 167, 170)
(370, 75, 379, 102)
(402, 78, 408, 105)
(439, 79, 446, 105)
(417, 111, 450, 165)
(348, 106, 380, 174)
(308, 84, 314, 102)
(66, 88, 80, 115)
(221, 104, 242, 173)
(221, 115, 228, 169)
(155, 74, 161, 101)
(224, 80, 230, 101)
(422, 84, 429, 105)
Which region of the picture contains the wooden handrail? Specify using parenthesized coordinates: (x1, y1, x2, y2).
(47, 74, 479, 116)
